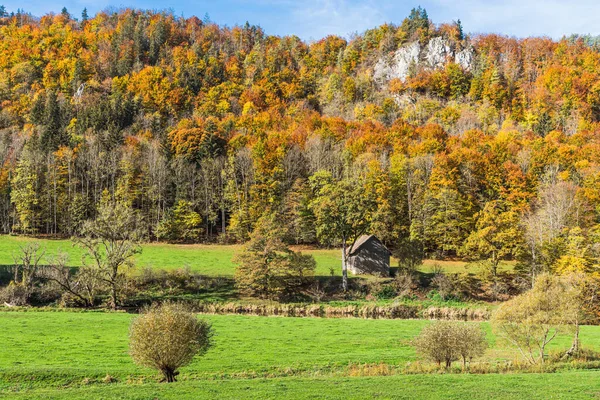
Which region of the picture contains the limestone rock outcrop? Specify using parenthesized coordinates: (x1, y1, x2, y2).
(373, 37, 474, 85)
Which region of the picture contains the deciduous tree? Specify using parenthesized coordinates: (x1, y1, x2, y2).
(491, 274, 581, 364)
(463, 200, 524, 278)
(76, 192, 144, 310)
(234, 215, 315, 299)
(309, 171, 376, 291)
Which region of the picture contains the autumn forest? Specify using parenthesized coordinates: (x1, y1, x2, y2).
(1, 5, 600, 281)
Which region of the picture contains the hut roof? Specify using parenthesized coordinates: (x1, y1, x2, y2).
(347, 235, 391, 256)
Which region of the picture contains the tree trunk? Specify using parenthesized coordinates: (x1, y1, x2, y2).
(564, 321, 580, 359)
(530, 244, 537, 288)
(110, 282, 117, 311)
(491, 251, 498, 278)
(221, 207, 226, 235)
(572, 321, 580, 353)
(539, 338, 547, 364)
(341, 237, 348, 292)
(162, 367, 178, 383)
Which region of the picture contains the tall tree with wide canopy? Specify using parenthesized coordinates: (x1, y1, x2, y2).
(463, 200, 524, 278)
(309, 170, 376, 291)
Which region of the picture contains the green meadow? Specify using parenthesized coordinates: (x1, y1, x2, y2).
(0, 311, 598, 399)
(5, 373, 600, 400)
(0, 235, 511, 277)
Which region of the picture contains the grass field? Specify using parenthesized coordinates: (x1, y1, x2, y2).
(0, 235, 512, 277)
(5, 373, 600, 400)
(0, 311, 599, 399)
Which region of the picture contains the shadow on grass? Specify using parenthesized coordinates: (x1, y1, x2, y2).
(124, 275, 241, 311)
(0, 264, 83, 286)
(0, 265, 12, 285)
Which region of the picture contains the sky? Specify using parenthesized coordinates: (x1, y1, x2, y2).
(3, 0, 600, 41)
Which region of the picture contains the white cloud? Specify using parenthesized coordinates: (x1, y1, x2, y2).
(424, 0, 600, 38)
(288, 0, 384, 40)
(265, 0, 600, 40)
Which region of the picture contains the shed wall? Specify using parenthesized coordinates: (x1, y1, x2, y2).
(348, 239, 390, 276)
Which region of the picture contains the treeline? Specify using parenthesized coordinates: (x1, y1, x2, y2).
(1, 7, 600, 275)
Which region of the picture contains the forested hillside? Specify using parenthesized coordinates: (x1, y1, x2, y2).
(1, 6, 600, 275)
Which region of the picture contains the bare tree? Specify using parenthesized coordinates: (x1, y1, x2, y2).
(537, 180, 579, 235)
(11, 242, 44, 300)
(305, 136, 345, 180)
(76, 194, 144, 310)
(521, 179, 581, 283)
(43, 252, 101, 308)
(282, 144, 307, 191)
(142, 139, 169, 233)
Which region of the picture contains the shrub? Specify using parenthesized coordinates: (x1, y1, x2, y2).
(305, 281, 326, 302)
(375, 284, 397, 300)
(394, 270, 417, 298)
(413, 321, 458, 368)
(455, 323, 488, 367)
(0, 282, 29, 306)
(430, 271, 455, 300)
(426, 289, 458, 302)
(448, 272, 481, 299)
(129, 302, 213, 382)
(44, 253, 102, 308)
(413, 320, 487, 368)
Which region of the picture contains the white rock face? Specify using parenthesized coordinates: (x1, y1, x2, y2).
(425, 37, 452, 69)
(373, 37, 474, 85)
(455, 47, 474, 71)
(374, 41, 420, 83)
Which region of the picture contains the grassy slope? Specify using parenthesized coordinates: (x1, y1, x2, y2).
(0, 235, 512, 276)
(1, 311, 599, 399)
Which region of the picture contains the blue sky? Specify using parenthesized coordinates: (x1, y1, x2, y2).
(3, 0, 600, 41)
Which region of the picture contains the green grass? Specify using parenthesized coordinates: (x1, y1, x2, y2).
(0, 235, 511, 277)
(1, 310, 600, 399)
(0, 235, 241, 275)
(0, 235, 344, 276)
(0, 311, 425, 380)
(4, 372, 600, 399)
